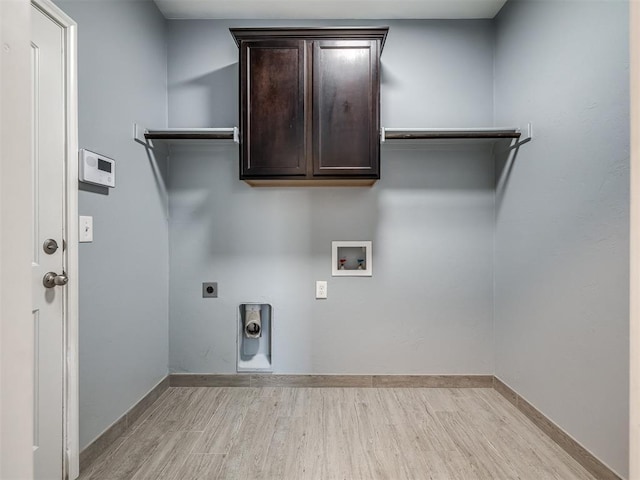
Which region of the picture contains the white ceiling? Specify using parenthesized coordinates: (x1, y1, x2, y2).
(153, 0, 509, 20)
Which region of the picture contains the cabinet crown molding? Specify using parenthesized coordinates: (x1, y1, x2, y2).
(230, 26, 389, 51)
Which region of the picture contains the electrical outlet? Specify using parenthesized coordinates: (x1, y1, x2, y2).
(316, 280, 327, 299)
(202, 282, 218, 298)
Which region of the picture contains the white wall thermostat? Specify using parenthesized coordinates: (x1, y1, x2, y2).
(79, 149, 115, 188)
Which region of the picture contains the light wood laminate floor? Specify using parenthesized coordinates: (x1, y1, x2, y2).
(79, 387, 595, 480)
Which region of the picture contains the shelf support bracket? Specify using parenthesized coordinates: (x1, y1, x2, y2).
(133, 123, 151, 148)
(505, 123, 533, 151)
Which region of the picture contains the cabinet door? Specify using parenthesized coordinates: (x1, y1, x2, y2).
(312, 40, 380, 177)
(241, 40, 306, 177)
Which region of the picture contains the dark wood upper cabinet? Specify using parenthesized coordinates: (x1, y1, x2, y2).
(241, 40, 306, 177)
(313, 40, 379, 177)
(231, 27, 388, 186)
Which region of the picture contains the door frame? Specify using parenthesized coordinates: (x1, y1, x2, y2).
(631, 1, 639, 478)
(30, 0, 79, 478)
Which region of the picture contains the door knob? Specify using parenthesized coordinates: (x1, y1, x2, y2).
(43, 272, 68, 288)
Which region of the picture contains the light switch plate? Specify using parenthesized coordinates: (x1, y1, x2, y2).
(79, 216, 93, 242)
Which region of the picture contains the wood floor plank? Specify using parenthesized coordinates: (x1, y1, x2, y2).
(321, 396, 352, 480)
(298, 389, 326, 479)
(290, 387, 313, 418)
(274, 387, 297, 417)
(341, 400, 379, 479)
(476, 389, 595, 480)
(461, 390, 562, 478)
(80, 386, 600, 480)
(260, 416, 293, 479)
(191, 388, 256, 454)
(179, 388, 226, 431)
(83, 424, 172, 480)
(130, 431, 201, 480)
(421, 387, 460, 412)
(77, 435, 128, 480)
(423, 450, 477, 479)
(134, 387, 225, 433)
(215, 396, 281, 479)
(262, 416, 307, 479)
(435, 410, 521, 479)
(125, 387, 177, 435)
(167, 453, 225, 480)
(130, 388, 198, 433)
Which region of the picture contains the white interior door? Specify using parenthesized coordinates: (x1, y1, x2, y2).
(31, 4, 66, 479)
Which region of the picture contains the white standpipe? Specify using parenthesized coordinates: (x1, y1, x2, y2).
(244, 304, 262, 338)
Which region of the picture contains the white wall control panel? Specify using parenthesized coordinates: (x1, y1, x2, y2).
(79, 149, 115, 187)
(79, 216, 93, 243)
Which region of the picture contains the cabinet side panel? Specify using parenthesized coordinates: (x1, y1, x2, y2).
(242, 41, 306, 177)
(313, 40, 380, 177)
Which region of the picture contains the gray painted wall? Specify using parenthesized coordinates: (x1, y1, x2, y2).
(167, 20, 496, 374)
(54, 0, 169, 449)
(168, 19, 494, 128)
(48, 3, 630, 471)
(493, 1, 629, 476)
